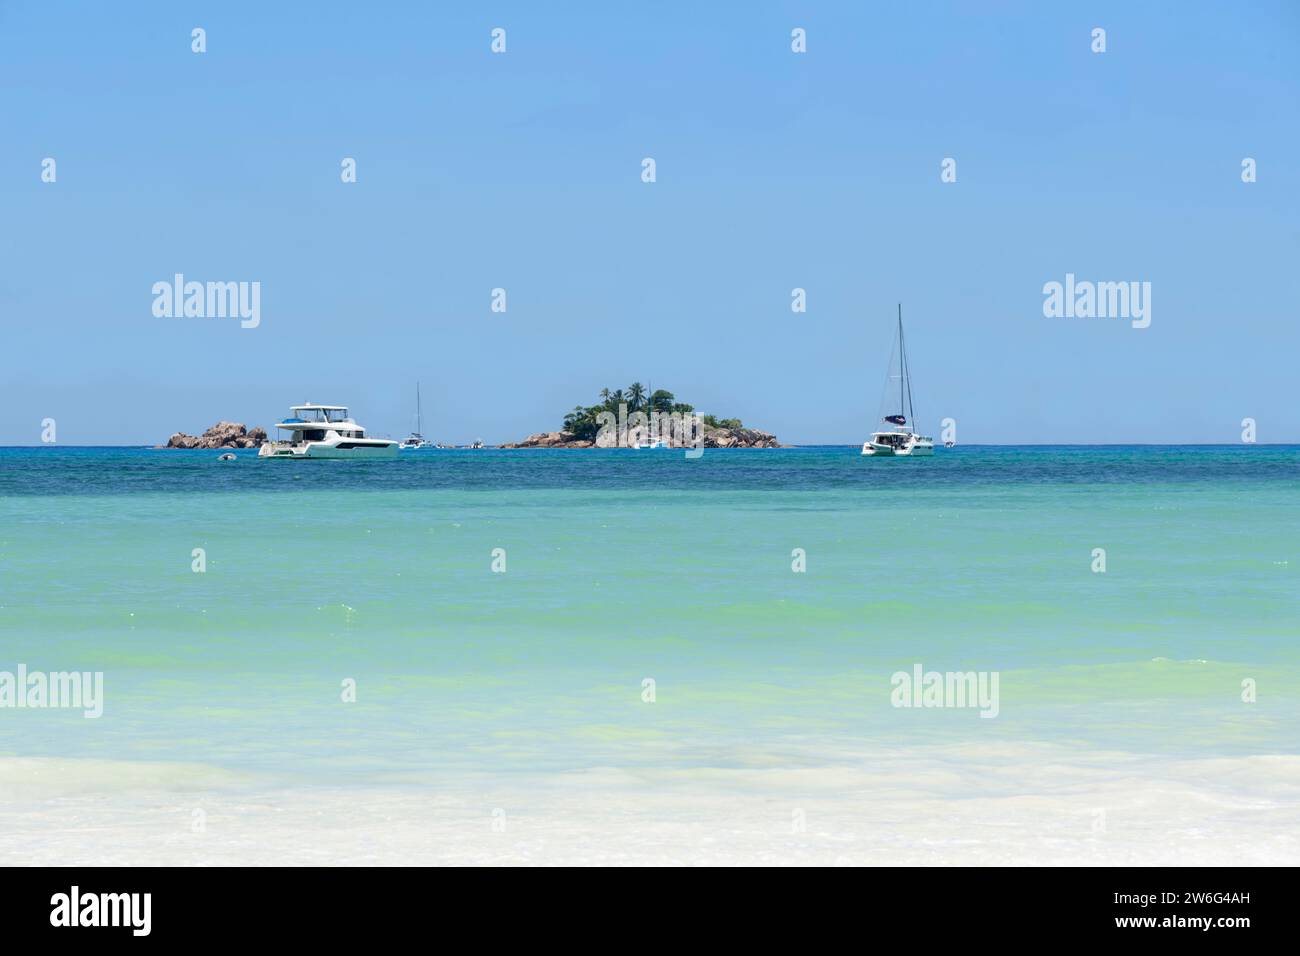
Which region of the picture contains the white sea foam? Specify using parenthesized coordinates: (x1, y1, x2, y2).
(3, 743, 1297, 866)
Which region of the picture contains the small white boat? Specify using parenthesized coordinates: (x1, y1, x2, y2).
(259, 403, 399, 459)
(862, 306, 934, 458)
(217, 452, 237, 461)
(400, 382, 435, 449)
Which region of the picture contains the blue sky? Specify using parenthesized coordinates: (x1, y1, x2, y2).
(2, 1, 1297, 444)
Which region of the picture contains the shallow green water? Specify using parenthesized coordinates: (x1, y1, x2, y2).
(1, 446, 1296, 784)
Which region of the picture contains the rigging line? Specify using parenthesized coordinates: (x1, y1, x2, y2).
(875, 327, 899, 424)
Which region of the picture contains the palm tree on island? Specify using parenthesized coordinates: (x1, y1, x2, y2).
(552, 381, 769, 446)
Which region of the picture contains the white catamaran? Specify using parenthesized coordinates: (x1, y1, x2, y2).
(400, 383, 434, 449)
(259, 403, 399, 459)
(861, 306, 934, 457)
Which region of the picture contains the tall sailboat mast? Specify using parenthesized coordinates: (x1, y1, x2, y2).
(416, 381, 422, 435)
(898, 304, 905, 423)
(898, 304, 916, 432)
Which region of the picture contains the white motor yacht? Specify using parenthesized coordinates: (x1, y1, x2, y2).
(258, 404, 399, 459)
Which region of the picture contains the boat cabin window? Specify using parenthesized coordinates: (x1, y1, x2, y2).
(300, 429, 326, 441)
(293, 408, 350, 423)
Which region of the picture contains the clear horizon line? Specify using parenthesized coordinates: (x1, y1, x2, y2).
(4, 442, 1297, 450)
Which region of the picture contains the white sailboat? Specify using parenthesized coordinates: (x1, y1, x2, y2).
(862, 306, 934, 457)
(400, 383, 434, 449)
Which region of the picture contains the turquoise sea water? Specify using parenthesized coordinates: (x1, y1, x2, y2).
(1, 446, 1297, 786)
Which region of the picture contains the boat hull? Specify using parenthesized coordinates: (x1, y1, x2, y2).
(861, 437, 935, 457)
(259, 439, 398, 459)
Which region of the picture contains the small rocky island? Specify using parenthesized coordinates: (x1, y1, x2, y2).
(163, 421, 267, 449)
(501, 384, 782, 448)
